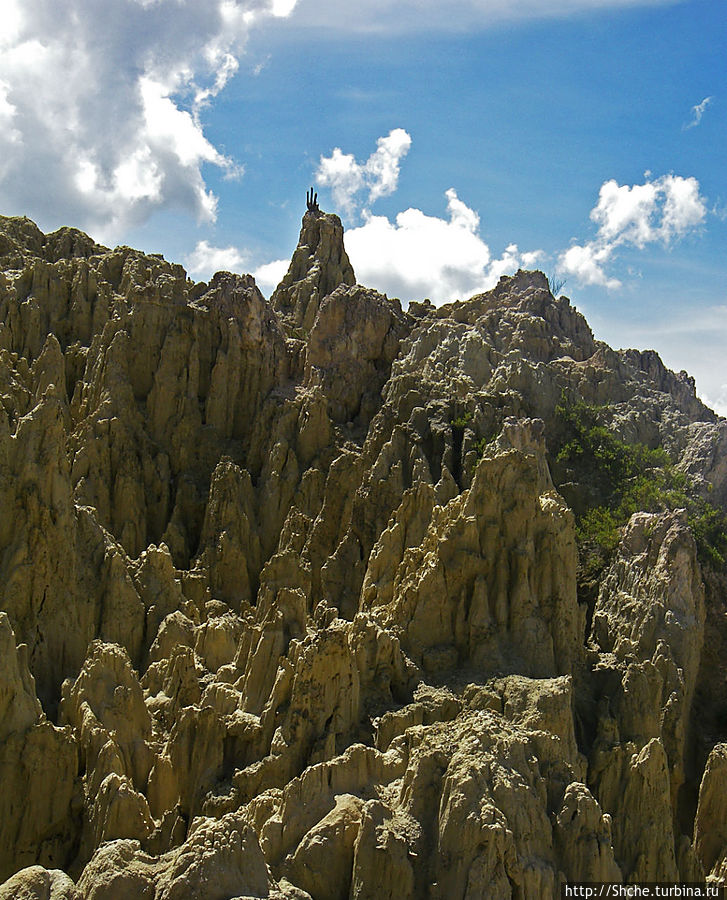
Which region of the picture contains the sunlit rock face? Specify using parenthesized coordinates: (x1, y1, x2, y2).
(271, 208, 356, 333)
(0, 208, 725, 898)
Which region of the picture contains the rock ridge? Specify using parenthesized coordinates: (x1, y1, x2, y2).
(0, 207, 725, 898)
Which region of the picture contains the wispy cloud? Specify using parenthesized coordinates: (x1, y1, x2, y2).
(606, 303, 727, 416)
(315, 129, 412, 215)
(251, 55, 272, 77)
(286, 0, 680, 34)
(636, 303, 727, 337)
(683, 96, 713, 130)
(0, 0, 298, 240)
(558, 173, 707, 289)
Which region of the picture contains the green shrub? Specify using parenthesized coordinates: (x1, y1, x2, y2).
(451, 411, 472, 429)
(554, 398, 727, 573)
(475, 435, 491, 457)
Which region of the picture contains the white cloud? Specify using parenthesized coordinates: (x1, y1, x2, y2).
(659, 174, 707, 239)
(271, 0, 299, 15)
(0, 81, 22, 178)
(703, 385, 727, 418)
(254, 258, 290, 293)
(683, 96, 712, 130)
(185, 240, 246, 280)
(558, 243, 621, 290)
(521, 249, 546, 268)
(0, 0, 297, 240)
(315, 129, 412, 214)
(590, 179, 659, 247)
(312, 130, 544, 304)
(186, 244, 290, 291)
(315, 150, 365, 215)
(345, 188, 543, 304)
(558, 173, 707, 289)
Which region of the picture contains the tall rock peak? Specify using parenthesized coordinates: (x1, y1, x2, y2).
(271, 199, 356, 333)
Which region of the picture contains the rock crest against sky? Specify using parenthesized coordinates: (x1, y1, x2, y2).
(0, 0, 725, 411)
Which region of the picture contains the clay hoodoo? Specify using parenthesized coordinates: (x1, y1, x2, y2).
(0, 203, 726, 898)
(271, 200, 356, 332)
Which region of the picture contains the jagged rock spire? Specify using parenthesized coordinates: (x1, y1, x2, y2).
(270, 198, 355, 333)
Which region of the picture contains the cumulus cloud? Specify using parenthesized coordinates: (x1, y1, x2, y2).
(312, 129, 542, 304)
(0, 0, 297, 240)
(683, 96, 712, 130)
(185, 240, 247, 281)
(186, 243, 290, 290)
(254, 258, 290, 293)
(345, 188, 543, 304)
(315, 129, 412, 214)
(558, 174, 707, 289)
(559, 243, 621, 290)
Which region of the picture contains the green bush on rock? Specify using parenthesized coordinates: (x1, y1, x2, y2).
(553, 398, 727, 581)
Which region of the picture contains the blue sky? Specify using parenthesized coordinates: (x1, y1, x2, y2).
(1, 0, 725, 412)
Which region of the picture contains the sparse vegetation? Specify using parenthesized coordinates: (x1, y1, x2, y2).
(451, 411, 472, 429)
(547, 274, 567, 297)
(553, 398, 727, 583)
(474, 435, 493, 457)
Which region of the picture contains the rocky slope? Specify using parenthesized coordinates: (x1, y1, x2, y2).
(0, 205, 725, 899)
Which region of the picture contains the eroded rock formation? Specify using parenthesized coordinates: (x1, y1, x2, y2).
(0, 208, 725, 898)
